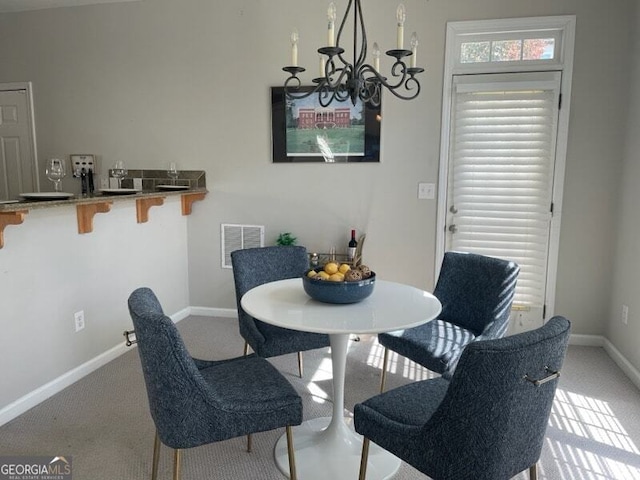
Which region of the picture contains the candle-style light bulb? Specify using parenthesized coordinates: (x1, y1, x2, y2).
(396, 4, 406, 49)
(327, 2, 337, 47)
(319, 53, 326, 77)
(290, 28, 299, 66)
(410, 32, 418, 68)
(372, 42, 381, 71)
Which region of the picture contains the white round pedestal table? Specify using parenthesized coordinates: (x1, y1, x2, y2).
(241, 279, 442, 480)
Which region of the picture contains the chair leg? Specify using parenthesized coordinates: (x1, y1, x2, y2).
(379, 347, 389, 393)
(297, 351, 303, 378)
(247, 433, 252, 453)
(359, 437, 370, 480)
(151, 431, 161, 480)
(173, 449, 181, 480)
(243, 341, 249, 356)
(286, 425, 297, 480)
(530, 463, 538, 480)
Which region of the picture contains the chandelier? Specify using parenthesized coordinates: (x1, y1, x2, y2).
(283, 1, 424, 107)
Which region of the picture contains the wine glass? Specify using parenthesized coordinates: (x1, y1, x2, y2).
(45, 158, 66, 192)
(167, 162, 179, 185)
(111, 161, 127, 189)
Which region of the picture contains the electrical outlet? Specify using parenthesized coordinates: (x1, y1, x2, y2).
(74, 310, 85, 332)
(100, 177, 109, 189)
(622, 304, 629, 325)
(418, 182, 435, 200)
(70, 155, 96, 177)
(133, 178, 143, 190)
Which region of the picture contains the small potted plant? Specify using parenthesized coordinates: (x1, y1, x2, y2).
(276, 232, 297, 246)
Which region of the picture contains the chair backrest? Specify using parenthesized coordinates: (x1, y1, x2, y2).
(231, 246, 309, 347)
(434, 251, 519, 337)
(421, 315, 571, 479)
(128, 287, 211, 448)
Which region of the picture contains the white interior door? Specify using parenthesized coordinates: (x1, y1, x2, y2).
(0, 86, 37, 200)
(444, 71, 562, 333)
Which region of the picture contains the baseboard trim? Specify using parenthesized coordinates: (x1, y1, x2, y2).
(569, 333, 605, 347)
(189, 306, 237, 318)
(602, 338, 640, 391)
(0, 308, 195, 427)
(0, 341, 129, 427)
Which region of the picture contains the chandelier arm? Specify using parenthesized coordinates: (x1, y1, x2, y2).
(336, 0, 353, 67)
(359, 63, 421, 101)
(355, 0, 368, 69)
(317, 84, 338, 107)
(284, 76, 322, 100)
(325, 64, 351, 91)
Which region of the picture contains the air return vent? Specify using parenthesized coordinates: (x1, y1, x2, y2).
(221, 224, 265, 268)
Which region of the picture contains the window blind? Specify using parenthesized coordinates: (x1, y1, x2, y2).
(448, 73, 560, 308)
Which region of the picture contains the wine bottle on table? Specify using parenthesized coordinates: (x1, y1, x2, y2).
(348, 229, 357, 264)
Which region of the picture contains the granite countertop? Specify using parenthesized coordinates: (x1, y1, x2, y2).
(0, 187, 208, 213)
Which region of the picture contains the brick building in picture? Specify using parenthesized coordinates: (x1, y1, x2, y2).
(297, 106, 352, 129)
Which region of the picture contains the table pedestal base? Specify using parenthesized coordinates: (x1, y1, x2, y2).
(274, 416, 401, 480)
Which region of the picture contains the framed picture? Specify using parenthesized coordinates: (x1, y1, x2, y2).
(271, 86, 381, 163)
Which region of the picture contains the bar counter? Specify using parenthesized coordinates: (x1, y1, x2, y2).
(0, 188, 207, 248)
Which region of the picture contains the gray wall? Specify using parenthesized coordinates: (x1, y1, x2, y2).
(608, 4, 640, 371)
(0, 0, 637, 374)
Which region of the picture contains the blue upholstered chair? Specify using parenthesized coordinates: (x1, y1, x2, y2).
(378, 251, 520, 391)
(355, 315, 571, 480)
(127, 287, 302, 480)
(231, 246, 330, 377)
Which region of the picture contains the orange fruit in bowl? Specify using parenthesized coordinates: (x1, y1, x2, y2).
(324, 262, 339, 275)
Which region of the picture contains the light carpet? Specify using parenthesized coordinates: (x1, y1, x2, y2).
(1, 315, 640, 479)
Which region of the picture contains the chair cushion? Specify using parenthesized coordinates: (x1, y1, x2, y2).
(356, 378, 450, 428)
(378, 319, 476, 374)
(354, 378, 450, 467)
(256, 321, 330, 357)
(199, 356, 302, 414)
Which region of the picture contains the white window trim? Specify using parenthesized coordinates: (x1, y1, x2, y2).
(436, 15, 576, 321)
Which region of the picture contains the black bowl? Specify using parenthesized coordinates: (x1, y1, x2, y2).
(302, 269, 376, 304)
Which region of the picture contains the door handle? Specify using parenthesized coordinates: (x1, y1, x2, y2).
(448, 224, 458, 233)
(449, 205, 458, 214)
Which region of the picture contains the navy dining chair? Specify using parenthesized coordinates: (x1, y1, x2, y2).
(127, 287, 302, 480)
(378, 251, 520, 391)
(355, 315, 571, 480)
(231, 246, 330, 377)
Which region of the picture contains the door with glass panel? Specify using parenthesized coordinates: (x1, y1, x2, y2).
(444, 71, 561, 332)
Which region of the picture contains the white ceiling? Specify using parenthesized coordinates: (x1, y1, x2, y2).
(0, 0, 140, 13)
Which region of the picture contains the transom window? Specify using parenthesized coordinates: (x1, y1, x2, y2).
(448, 17, 571, 74)
(460, 36, 556, 64)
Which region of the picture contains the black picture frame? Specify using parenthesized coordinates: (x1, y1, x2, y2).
(271, 86, 381, 163)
